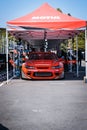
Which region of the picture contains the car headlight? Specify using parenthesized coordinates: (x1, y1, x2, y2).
(25, 65, 34, 69)
(52, 65, 61, 69)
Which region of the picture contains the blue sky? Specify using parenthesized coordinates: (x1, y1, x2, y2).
(0, 0, 87, 28)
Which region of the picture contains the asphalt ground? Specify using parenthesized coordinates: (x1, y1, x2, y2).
(0, 60, 86, 130)
(0, 77, 87, 130)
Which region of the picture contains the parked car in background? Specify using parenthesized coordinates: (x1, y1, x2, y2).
(21, 52, 64, 80)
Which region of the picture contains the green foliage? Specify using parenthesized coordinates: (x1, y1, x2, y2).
(60, 42, 67, 52)
(67, 13, 71, 16)
(8, 33, 16, 41)
(73, 32, 85, 50)
(56, 7, 85, 50)
(57, 8, 62, 13)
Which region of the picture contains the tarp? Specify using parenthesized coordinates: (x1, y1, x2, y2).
(7, 3, 86, 30)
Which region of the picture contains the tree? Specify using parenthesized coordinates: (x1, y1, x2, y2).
(0, 28, 6, 53)
(73, 32, 85, 50)
(57, 8, 71, 16)
(57, 8, 62, 13)
(67, 13, 71, 16)
(56, 8, 85, 51)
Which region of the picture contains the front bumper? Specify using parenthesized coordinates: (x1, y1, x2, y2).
(21, 68, 64, 80)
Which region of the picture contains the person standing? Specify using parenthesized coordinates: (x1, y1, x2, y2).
(78, 49, 82, 67)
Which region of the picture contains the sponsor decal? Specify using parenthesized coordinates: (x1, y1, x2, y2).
(32, 16, 60, 20)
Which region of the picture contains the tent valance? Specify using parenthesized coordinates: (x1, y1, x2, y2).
(9, 27, 82, 40)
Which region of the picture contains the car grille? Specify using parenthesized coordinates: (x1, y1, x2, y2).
(34, 72, 53, 77)
(37, 66, 49, 69)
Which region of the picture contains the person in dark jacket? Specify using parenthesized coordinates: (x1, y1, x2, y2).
(78, 49, 82, 67)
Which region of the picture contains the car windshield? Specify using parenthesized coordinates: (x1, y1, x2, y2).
(29, 53, 58, 60)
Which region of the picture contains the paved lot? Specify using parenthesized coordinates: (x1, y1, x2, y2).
(0, 78, 87, 130)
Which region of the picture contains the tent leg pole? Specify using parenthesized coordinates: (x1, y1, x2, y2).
(84, 22, 87, 83)
(6, 27, 9, 84)
(76, 34, 79, 77)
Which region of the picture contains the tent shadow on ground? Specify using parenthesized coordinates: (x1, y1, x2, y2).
(0, 124, 9, 130)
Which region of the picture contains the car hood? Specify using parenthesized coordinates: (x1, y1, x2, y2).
(25, 60, 59, 66)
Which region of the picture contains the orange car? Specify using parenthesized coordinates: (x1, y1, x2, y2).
(21, 52, 64, 80)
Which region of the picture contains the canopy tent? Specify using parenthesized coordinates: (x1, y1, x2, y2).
(6, 3, 87, 83)
(7, 2, 86, 41)
(7, 3, 86, 30)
